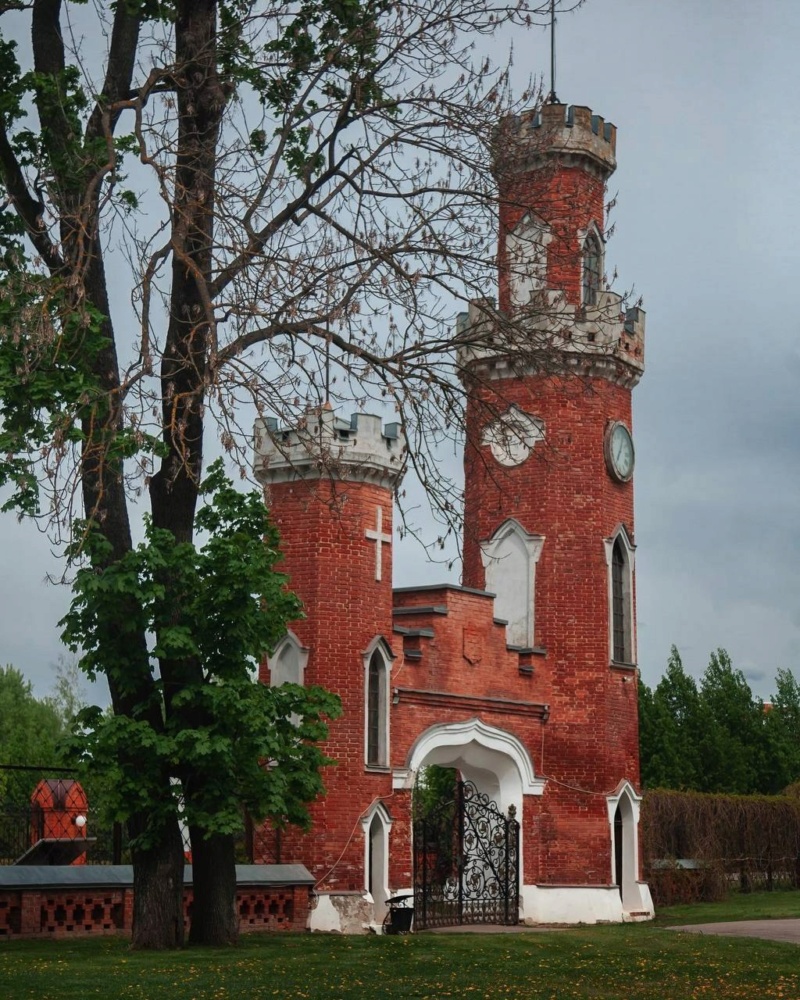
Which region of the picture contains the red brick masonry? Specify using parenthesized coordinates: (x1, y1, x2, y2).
(0, 865, 312, 940)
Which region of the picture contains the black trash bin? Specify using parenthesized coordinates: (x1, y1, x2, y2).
(384, 893, 414, 934)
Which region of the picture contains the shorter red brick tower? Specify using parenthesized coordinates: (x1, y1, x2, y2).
(254, 407, 405, 931)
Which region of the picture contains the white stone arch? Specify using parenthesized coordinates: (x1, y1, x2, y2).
(606, 780, 645, 913)
(481, 519, 544, 648)
(395, 717, 545, 810)
(267, 629, 309, 686)
(506, 210, 552, 307)
(603, 524, 636, 665)
(363, 636, 394, 769)
(361, 800, 393, 923)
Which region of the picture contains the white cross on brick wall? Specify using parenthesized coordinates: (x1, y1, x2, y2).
(365, 505, 391, 582)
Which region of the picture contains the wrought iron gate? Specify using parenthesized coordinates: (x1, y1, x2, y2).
(413, 779, 520, 929)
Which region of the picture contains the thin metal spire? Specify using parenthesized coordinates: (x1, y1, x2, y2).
(547, 0, 558, 104)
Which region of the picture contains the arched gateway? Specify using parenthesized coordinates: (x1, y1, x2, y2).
(402, 720, 544, 929)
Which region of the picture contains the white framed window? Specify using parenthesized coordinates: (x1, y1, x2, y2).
(606, 780, 644, 912)
(581, 222, 604, 307)
(363, 637, 393, 768)
(480, 519, 545, 648)
(362, 801, 393, 922)
(267, 629, 309, 687)
(506, 211, 552, 307)
(603, 526, 635, 665)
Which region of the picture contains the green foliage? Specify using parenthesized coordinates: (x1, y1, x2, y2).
(413, 764, 457, 820)
(639, 647, 704, 791)
(60, 461, 340, 846)
(640, 647, 800, 796)
(0, 665, 65, 804)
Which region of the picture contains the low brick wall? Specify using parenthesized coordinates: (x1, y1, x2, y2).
(0, 865, 312, 940)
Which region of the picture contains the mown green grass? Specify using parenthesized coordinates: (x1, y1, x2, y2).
(1, 912, 799, 1000)
(655, 888, 800, 925)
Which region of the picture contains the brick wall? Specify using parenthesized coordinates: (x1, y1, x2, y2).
(260, 476, 395, 892)
(0, 883, 309, 940)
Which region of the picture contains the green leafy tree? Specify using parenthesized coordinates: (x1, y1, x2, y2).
(763, 668, 800, 794)
(696, 649, 763, 794)
(61, 461, 340, 943)
(0, 665, 65, 805)
(0, 0, 564, 946)
(639, 647, 705, 790)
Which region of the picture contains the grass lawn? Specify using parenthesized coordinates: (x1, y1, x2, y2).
(655, 888, 800, 925)
(2, 899, 800, 1000)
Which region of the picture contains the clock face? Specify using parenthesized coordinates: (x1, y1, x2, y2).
(605, 422, 635, 482)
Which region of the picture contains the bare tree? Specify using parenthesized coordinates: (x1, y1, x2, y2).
(0, 0, 581, 946)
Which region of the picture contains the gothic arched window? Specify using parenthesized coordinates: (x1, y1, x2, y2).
(480, 519, 544, 649)
(611, 539, 626, 662)
(365, 644, 390, 768)
(605, 527, 635, 665)
(267, 631, 308, 687)
(582, 230, 602, 307)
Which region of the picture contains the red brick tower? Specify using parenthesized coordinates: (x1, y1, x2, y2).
(254, 407, 405, 931)
(459, 102, 650, 917)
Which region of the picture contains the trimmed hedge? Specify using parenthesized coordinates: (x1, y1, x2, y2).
(642, 789, 800, 905)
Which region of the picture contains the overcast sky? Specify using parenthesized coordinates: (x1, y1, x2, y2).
(2, 0, 799, 702)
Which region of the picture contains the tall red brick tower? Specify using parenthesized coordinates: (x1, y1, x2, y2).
(253, 407, 405, 931)
(459, 101, 650, 918)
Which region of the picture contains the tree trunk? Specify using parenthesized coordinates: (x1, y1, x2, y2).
(150, 0, 237, 947)
(130, 819, 187, 949)
(187, 831, 238, 946)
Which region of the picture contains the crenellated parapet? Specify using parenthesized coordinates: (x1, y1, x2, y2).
(496, 103, 617, 180)
(457, 290, 645, 388)
(254, 406, 406, 489)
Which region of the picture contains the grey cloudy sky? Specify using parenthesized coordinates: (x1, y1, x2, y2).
(2, 0, 799, 701)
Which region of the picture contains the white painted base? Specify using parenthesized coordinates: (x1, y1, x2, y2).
(310, 883, 654, 932)
(308, 891, 374, 934)
(519, 882, 654, 925)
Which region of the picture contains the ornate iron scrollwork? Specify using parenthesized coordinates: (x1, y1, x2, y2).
(413, 779, 519, 930)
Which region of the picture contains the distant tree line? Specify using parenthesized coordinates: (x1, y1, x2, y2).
(639, 647, 800, 795)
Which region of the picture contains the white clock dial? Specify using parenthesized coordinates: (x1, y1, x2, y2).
(605, 422, 635, 482)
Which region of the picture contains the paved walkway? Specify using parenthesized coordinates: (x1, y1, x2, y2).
(666, 919, 800, 944)
(424, 920, 800, 943)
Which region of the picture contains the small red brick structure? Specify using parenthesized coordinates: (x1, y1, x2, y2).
(20, 780, 92, 865)
(253, 99, 653, 931)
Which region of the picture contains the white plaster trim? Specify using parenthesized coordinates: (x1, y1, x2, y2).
(267, 629, 310, 687)
(606, 779, 650, 915)
(603, 524, 636, 665)
(605, 778, 642, 822)
(519, 884, 627, 925)
(481, 406, 545, 468)
(362, 802, 393, 922)
(307, 892, 373, 934)
(405, 717, 545, 797)
(506, 211, 553, 307)
(480, 519, 544, 648)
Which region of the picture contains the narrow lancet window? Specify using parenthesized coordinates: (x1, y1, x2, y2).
(583, 230, 602, 306)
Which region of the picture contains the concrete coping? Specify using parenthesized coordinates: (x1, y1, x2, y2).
(0, 864, 314, 890)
